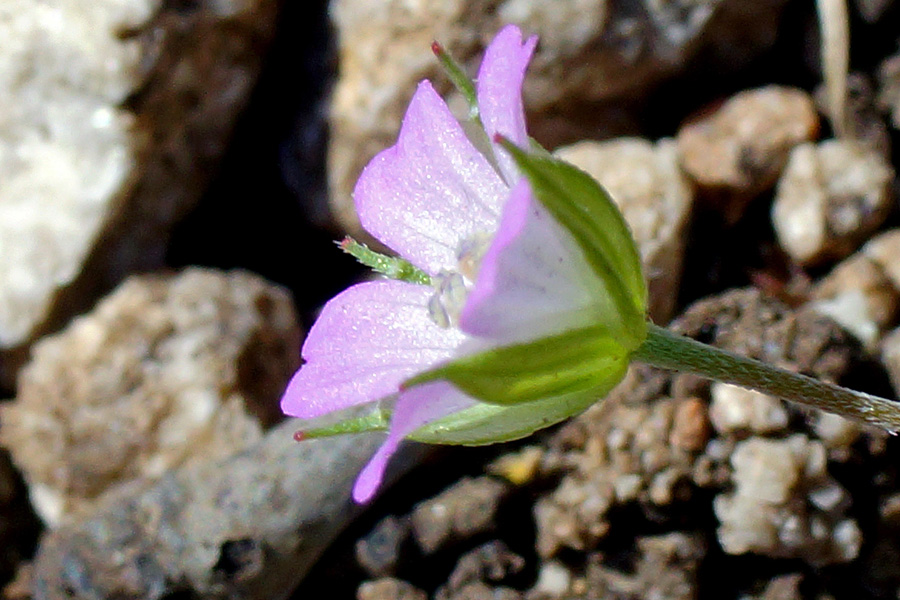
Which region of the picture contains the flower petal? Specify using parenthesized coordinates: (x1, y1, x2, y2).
(281, 280, 466, 419)
(352, 381, 476, 502)
(460, 180, 605, 345)
(354, 81, 507, 275)
(476, 24, 538, 185)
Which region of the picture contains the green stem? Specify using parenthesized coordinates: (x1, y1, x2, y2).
(633, 323, 900, 433)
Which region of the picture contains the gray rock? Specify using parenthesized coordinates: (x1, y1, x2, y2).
(772, 140, 894, 266)
(709, 382, 789, 435)
(1, 268, 300, 526)
(411, 477, 509, 554)
(328, 0, 790, 236)
(554, 139, 694, 324)
(29, 421, 401, 600)
(0, 0, 279, 386)
(356, 516, 410, 577)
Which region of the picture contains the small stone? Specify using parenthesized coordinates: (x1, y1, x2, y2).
(772, 140, 894, 266)
(879, 327, 900, 399)
(487, 446, 544, 486)
(677, 86, 818, 218)
(669, 397, 710, 452)
(437, 541, 525, 600)
(1, 268, 300, 525)
(411, 477, 508, 554)
(531, 561, 571, 598)
(356, 516, 410, 577)
(813, 412, 862, 452)
(709, 383, 789, 435)
(863, 229, 900, 290)
(358, 578, 427, 600)
(555, 138, 694, 323)
(877, 50, 900, 129)
(759, 574, 803, 600)
(715, 435, 859, 564)
(810, 253, 898, 347)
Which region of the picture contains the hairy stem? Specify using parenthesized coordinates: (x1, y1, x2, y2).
(633, 323, 900, 432)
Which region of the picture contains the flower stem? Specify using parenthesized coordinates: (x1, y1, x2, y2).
(632, 323, 900, 433)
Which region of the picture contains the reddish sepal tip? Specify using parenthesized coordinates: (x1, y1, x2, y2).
(431, 41, 443, 56)
(293, 430, 307, 442)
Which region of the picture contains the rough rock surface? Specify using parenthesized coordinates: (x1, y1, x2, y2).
(772, 140, 894, 266)
(1, 268, 300, 526)
(714, 435, 862, 565)
(878, 49, 900, 129)
(29, 420, 401, 600)
(328, 0, 790, 235)
(709, 382, 788, 435)
(0, 0, 279, 387)
(554, 139, 694, 323)
(810, 253, 898, 347)
(676, 86, 818, 221)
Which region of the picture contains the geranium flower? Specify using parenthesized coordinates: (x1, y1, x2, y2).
(281, 25, 648, 503)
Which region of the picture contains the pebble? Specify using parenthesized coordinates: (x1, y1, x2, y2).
(709, 383, 789, 435)
(863, 229, 900, 290)
(356, 516, 410, 577)
(714, 435, 861, 565)
(772, 139, 894, 266)
(411, 477, 508, 554)
(677, 86, 818, 220)
(358, 578, 427, 600)
(810, 253, 898, 347)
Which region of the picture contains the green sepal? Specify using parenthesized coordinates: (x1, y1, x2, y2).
(500, 141, 648, 344)
(432, 41, 479, 121)
(296, 406, 390, 439)
(409, 386, 611, 445)
(340, 237, 431, 285)
(406, 325, 630, 406)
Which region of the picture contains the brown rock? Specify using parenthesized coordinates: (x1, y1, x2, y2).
(1, 268, 300, 525)
(358, 578, 427, 600)
(677, 86, 818, 221)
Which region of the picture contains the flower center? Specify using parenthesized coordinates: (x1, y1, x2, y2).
(427, 232, 493, 328)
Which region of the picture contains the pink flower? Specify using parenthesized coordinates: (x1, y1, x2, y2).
(281, 26, 647, 504)
(281, 25, 538, 502)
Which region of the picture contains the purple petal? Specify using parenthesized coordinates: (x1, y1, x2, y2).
(460, 180, 602, 345)
(352, 381, 476, 503)
(281, 280, 466, 419)
(476, 25, 538, 185)
(354, 81, 507, 275)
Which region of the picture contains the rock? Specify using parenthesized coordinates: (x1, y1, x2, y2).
(676, 86, 818, 220)
(879, 327, 900, 401)
(356, 516, 410, 577)
(358, 578, 427, 600)
(1, 268, 300, 526)
(709, 382, 789, 435)
(714, 435, 861, 565)
(0, 0, 279, 387)
(328, 0, 790, 235)
(29, 420, 405, 600)
(809, 253, 898, 347)
(877, 49, 900, 128)
(772, 140, 894, 266)
(554, 138, 694, 323)
(435, 541, 525, 600)
(863, 229, 900, 291)
(530, 561, 571, 598)
(854, 0, 894, 21)
(535, 397, 697, 557)
(669, 397, 711, 452)
(411, 477, 509, 554)
(583, 533, 705, 600)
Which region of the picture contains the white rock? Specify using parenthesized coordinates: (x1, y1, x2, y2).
(709, 382, 789, 434)
(772, 140, 894, 266)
